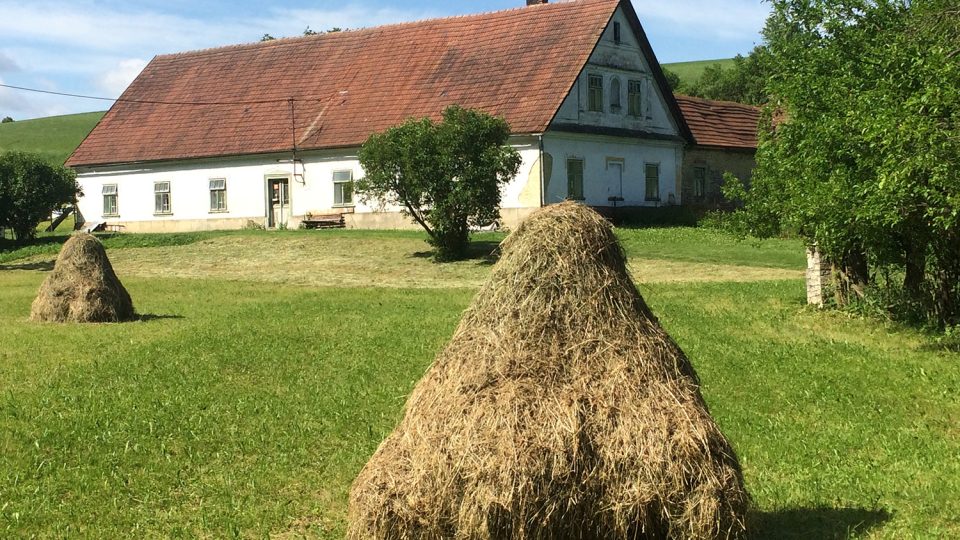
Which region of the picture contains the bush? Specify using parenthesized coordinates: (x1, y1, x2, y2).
(0, 151, 80, 242)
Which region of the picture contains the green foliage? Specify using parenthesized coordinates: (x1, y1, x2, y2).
(732, 0, 960, 326)
(356, 105, 521, 261)
(661, 68, 682, 91)
(683, 47, 772, 105)
(1, 116, 13, 123)
(0, 151, 80, 242)
(260, 33, 275, 41)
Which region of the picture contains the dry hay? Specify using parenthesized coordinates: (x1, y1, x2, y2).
(348, 201, 748, 539)
(30, 232, 135, 323)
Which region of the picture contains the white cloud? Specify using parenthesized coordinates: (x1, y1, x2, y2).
(97, 58, 148, 96)
(0, 51, 20, 72)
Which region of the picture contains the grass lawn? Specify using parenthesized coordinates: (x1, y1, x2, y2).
(0, 111, 105, 166)
(663, 58, 736, 88)
(0, 228, 957, 538)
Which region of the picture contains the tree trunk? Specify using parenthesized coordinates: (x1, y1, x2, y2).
(903, 239, 926, 299)
(833, 246, 869, 306)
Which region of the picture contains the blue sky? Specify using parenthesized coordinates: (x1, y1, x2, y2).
(0, 0, 769, 120)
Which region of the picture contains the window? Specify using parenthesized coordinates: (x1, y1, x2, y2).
(693, 167, 706, 198)
(613, 21, 622, 44)
(628, 80, 643, 117)
(209, 178, 227, 211)
(567, 158, 584, 200)
(645, 163, 660, 201)
(102, 184, 118, 216)
(154, 181, 171, 214)
(333, 170, 354, 206)
(588, 74, 603, 112)
(610, 77, 622, 112)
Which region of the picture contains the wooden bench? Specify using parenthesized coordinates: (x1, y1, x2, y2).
(301, 213, 346, 229)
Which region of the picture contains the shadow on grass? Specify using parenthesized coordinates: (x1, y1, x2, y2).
(0, 260, 55, 271)
(750, 506, 891, 539)
(411, 240, 502, 265)
(138, 313, 185, 322)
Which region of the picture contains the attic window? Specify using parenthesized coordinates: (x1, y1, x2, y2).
(587, 74, 603, 112)
(613, 22, 622, 44)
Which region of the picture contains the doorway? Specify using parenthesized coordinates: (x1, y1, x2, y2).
(267, 177, 290, 228)
(605, 159, 624, 203)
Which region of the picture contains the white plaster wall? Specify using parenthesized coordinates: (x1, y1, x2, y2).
(551, 6, 679, 137)
(75, 139, 542, 230)
(542, 132, 682, 207)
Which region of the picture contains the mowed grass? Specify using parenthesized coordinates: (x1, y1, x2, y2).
(0, 228, 957, 538)
(0, 111, 105, 165)
(663, 58, 736, 87)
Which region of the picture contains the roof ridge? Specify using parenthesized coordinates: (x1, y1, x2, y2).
(156, 0, 614, 61)
(674, 93, 761, 111)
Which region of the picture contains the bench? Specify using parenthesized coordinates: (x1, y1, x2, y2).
(301, 213, 346, 229)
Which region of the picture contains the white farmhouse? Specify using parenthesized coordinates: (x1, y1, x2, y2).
(67, 0, 695, 232)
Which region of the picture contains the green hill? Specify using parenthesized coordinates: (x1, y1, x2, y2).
(662, 58, 735, 88)
(0, 111, 105, 166)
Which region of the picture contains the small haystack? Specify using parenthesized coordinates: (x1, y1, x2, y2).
(348, 202, 748, 539)
(30, 232, 135, 323)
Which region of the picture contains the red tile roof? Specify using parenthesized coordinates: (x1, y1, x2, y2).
(67, 0, 623, 167)
(674, 95, 760, 150)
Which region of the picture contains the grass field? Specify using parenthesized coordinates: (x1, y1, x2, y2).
(1, 228, 958, 538)
(664, 58, 736, 88)
(0, 111, 105, 165)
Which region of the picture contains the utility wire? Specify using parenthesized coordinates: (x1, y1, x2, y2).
(0, 83, 325, 106)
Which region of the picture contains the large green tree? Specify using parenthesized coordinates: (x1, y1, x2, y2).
(356, 106, 521, 261)
(729, 0, 960, 325)
(0, 151, 80, 242)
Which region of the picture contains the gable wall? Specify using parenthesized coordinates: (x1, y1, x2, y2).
(551, 7, 678, 136)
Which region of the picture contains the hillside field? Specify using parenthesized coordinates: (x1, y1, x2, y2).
(664, 58, 737, 87)
(1, 227, 957, 538)
(0, 111, 104, 165)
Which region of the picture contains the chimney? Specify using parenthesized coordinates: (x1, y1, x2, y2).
(526, 0, 548, 5)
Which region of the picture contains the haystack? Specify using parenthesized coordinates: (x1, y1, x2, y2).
(348, 202, 748, 539)
(30, 232, 135, 323)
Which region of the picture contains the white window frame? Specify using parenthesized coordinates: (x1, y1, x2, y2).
(102, 184, 118, 217)
(333, 170, 354, 207)
(644, 163, 660, 201)
(154, 181, 172, 215)
(209, 178, 227, 212)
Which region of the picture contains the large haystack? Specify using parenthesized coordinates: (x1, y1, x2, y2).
(348, 202, 748, 539)
(30, 232, 135, 323)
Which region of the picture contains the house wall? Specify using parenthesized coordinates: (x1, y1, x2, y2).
(542, 132, 682, 207)
(679, 147, 755, 209)
(74, 139, 542, 232)
(551, 7, 679, 138)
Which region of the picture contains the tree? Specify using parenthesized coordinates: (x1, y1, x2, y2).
(728, 0, 960, 326)
(260, 33, 275, 41)
(662, 68, 682, 92)
(1, 116, 12, 123)
(0, 152, 80, 242)
(356, 106, 522, 261)
(685, 47, 772, 105)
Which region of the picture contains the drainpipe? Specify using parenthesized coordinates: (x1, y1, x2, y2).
(538, 135, 545, 208)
